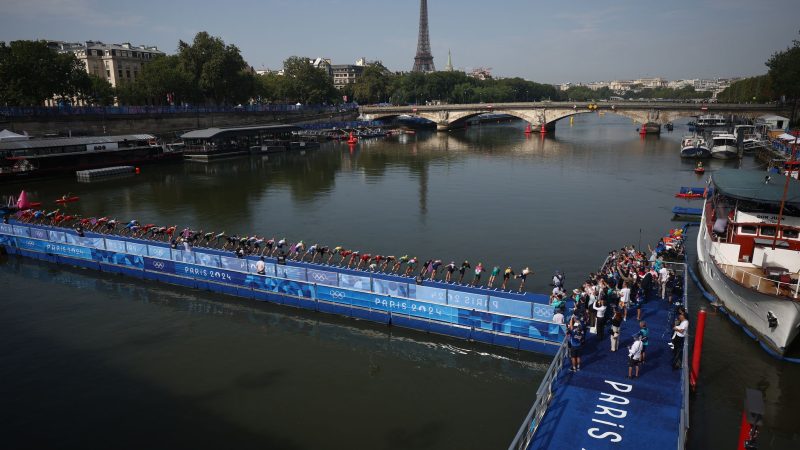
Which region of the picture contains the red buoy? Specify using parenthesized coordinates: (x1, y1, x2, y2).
(524, 123, 532, 134)
(540, 123, 547, 134)
(346, 132, 358, 144)
(135, 167, 141, 174)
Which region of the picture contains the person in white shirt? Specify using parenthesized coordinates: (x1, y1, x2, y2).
(628, 334, 644, 378)
(618, 282, 631, 321)
(672, 311, 689, 369)
(552, 311, 565, 325)
(659, 266, 670, 299)
(593, 299, 608, 340)
(255, 257, 266, 275)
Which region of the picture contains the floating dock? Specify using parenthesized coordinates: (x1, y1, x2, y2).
(0, 220, 565, 355)
(672, 206, 702, 219)
(510, 262, 690, 450)
(76, 166, 134, 182)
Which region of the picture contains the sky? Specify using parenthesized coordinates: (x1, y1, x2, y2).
(1, 0, 799, 84)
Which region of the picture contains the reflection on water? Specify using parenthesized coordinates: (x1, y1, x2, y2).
(2, 114, 797, 449)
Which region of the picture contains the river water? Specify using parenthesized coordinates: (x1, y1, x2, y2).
(1, 113, 797, 449)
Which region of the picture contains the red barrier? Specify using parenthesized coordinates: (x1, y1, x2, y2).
(737, 410, 751, 450)
(690, 308, 707, 390)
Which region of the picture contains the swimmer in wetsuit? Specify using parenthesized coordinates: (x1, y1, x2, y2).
(381, 255, 396, 272)
(445, 261, 456, 282)
(502, 267, 515, 290)
(458, 261, 471, 283)
(429, 260, 442, 280)
(488, 266, 501, 287)
(357, 253, 371, 269)
(347, 251, 359, 268)
(404, 257, 417, 276)
(393, 255, 409, 273)
(328, 246, 343, 264)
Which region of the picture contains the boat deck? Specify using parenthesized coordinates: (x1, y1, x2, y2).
(718, 263, 800, 299)
(525, 284, 687, 450)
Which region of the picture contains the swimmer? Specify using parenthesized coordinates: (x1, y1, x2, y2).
(393, 255, 409, 273)
(517, 267, 533, 292)
(357, 253, 371, 269)
(471, 263, 484, 286)
(347, 251, 359, 268)
(328, 246, 343, 264)
(445, 261, 456, 282)
(381, 255, 396, 272)
(488, 265, 501, 287)
(404, 257, 418, 276)
(502, 267, 515, 290)
(458, 261, 471, 283)
(429, 259, 442, 280)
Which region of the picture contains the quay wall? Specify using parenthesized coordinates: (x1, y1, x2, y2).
(0, 221, 565, 355)
(0, 110, 359, 138)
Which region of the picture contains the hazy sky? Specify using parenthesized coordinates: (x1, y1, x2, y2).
(1, 0, 798, 84)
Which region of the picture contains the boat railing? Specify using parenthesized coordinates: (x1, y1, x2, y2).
(711, 247, 800, 299)
(507, 336, 568, 450)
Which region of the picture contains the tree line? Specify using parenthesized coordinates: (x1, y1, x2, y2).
(2, 30, 798, 115)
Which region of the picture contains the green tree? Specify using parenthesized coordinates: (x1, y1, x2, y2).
(717, 75, 773, 103)
(177, 32, 253, 105)
(81, 74, 115, 106)
(766, 31, 800, 123)
(281, 56, 337, 104)
(0, 40, 89, 106)
(130, 54, 196, 105)
(353, 62, 392, 104)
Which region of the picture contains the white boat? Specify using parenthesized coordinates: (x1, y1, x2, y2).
(680, 134, 711, 158)
(733, 124, 768, 153)
(696, 169, 800, 356)
(696, 114, 727, 128)
(710, 132, 739, 159)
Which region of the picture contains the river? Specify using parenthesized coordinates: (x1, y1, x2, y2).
(1, 113, 797, 449)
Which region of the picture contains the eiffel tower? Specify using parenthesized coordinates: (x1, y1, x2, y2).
(412, 0, 435, 72)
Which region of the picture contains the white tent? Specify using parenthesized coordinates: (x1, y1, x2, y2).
(0, 129, 29, 142)
(777, 133, 799, 141)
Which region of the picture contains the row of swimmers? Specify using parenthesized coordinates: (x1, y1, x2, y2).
(12, 211, 535, 292)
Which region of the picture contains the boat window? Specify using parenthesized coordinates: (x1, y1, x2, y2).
(739, 225, 757, 235)
(760, 226, 777, 237)
(782, 228, 799, 239)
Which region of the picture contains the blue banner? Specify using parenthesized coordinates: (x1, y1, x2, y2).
(447, 291, 489, 311)
(145, 257, 174, 273)
(31, 228, 49, 240)
(373, 295, 460, 323)
(104, 239, 127, 253)
(372, 278, 409, 297)
(243, 275, 313, 298)
(277, 265, 307, 281)
(174, 262, 247, 285)
(147, 245, 170, 259)
(67, 235, 105, 249)
(48, 230, 66, 243)
(0, 223, 13, 235)
(219, 255, 247, 272)
(489, 296, 533, 319)
(195, 252, 221, 268)
(92, 249, 145, 268)
(13, 225, 30, 237)
(409, 285, 448, 305)
(531, 304, 555, 322)
(339, 273, 371, 291)
(0, 234, 15, 246)
(171, 249, 196, 264)
(126, 242, 147, 256)
(307, 268, 338, 286)
(17, 238, 93, 260)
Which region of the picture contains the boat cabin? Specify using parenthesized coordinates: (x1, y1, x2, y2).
(181, 125, 300, 159)
(706, 170, 800, 281)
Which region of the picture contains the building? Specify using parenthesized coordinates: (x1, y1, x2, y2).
(48, 40, 164, 89)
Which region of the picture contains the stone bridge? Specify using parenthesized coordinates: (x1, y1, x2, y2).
(360, 101, 786, 131)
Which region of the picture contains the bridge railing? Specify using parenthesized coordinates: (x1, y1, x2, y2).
(0, 103, 359, 118)
(507, 336, 569, 450)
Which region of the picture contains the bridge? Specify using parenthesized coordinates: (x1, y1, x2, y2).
(360, 101, 786, 131)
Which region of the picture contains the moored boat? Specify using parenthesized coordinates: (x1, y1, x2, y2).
(710, 132, 739, 159)
(680, 134, 711, 158)
(696, 169, 800, 355)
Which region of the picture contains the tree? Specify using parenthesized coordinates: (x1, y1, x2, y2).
(717, 75, 773, 103)
(133, 54, 196, 105)
(766, 31, 800, 123)
(0, 40, 89, 106)
(82, 74, 115, 106)
(177, 32, 253, 105)
(353, 62, 392, 104)
(281, 56, 337, 104)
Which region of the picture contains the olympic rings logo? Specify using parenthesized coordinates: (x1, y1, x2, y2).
(533, 305, 553, 317)
(330, 290, 346, 300)
(152, 261, 165, 270)
(311, 272, 330, 281)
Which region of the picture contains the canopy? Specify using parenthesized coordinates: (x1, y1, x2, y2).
(0, 129, 29, 142)
(712, 169, 800, 208)
(776, 133, 799, 141)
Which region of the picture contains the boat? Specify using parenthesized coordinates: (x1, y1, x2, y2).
(696, 169, 800, 356)
(733, 124, 768, 153)
(710, 132, 739, 159)
(696, 114, 727, 128)
(695, 162, 706, 174)
(680, 134, 711, 158)
(54, 196, 80, 204)
(639, 122, 661, 134)
(675, 186, 708, 198)
(672, 206, 703, 220)
(0, 134, 182, 181)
